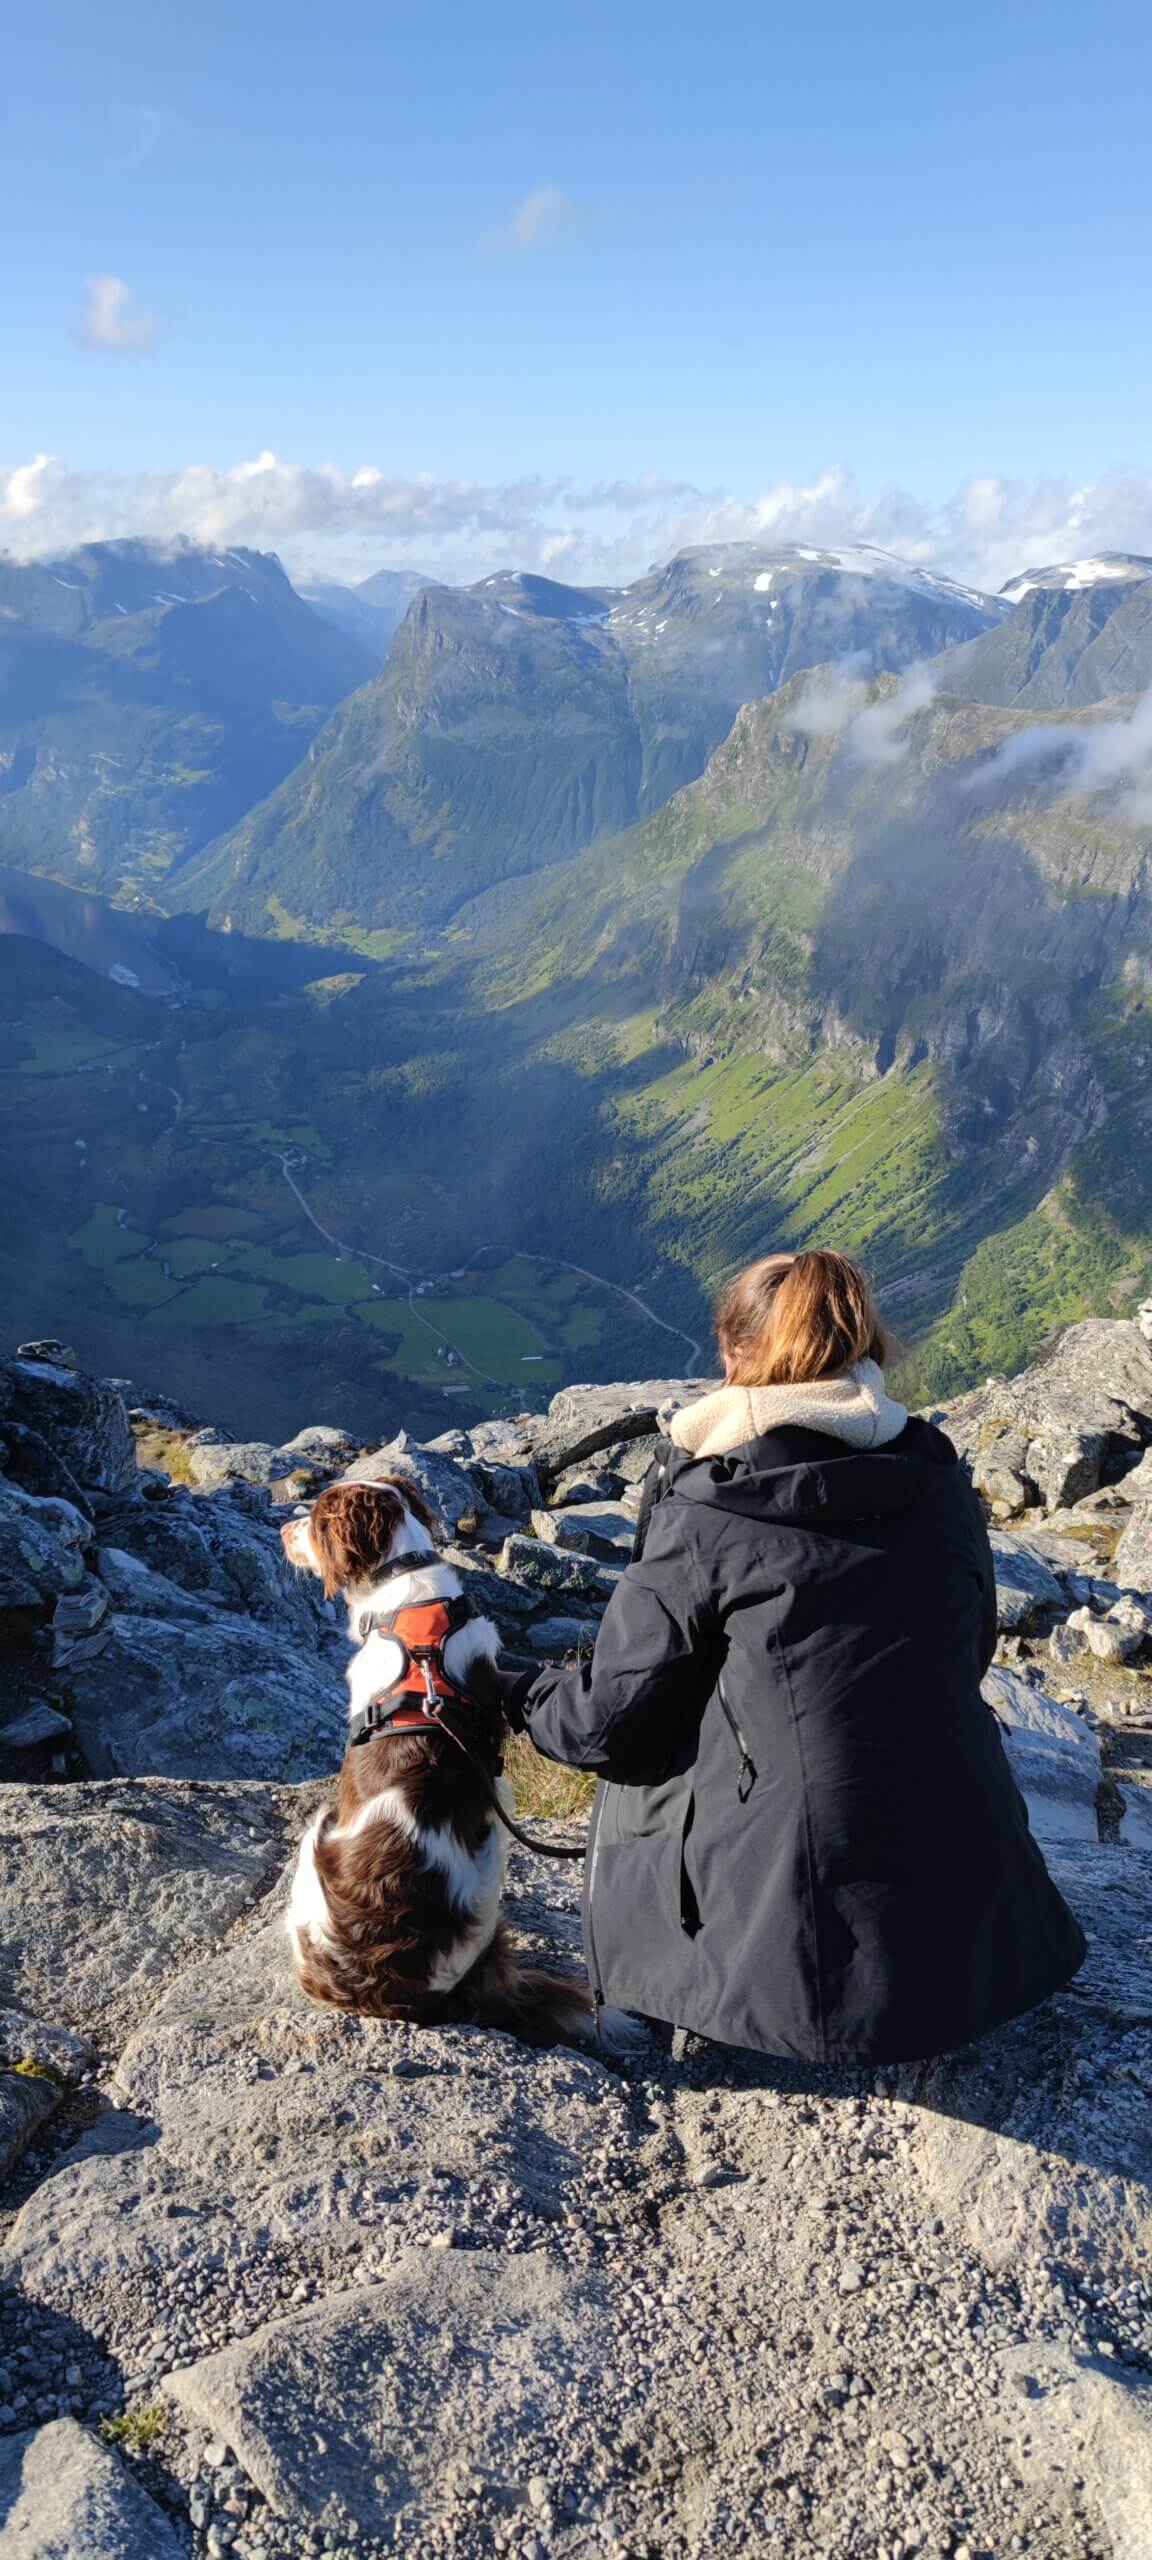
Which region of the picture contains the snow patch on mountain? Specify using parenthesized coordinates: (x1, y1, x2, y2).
(1002, 554, 1152, 600)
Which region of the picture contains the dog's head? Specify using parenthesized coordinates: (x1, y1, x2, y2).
(280, 1474, 440, 1596)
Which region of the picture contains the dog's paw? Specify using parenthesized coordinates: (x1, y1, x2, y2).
(594, 2007, 657, 2057)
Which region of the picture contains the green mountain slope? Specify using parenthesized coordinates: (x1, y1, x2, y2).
(0, 540, 374, 899)
(453, 673, 1152, 1371)
(179, 544, 1001, 938)
(937, 566, 1152, 708)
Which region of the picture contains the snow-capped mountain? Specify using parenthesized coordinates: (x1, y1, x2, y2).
(1001, 553, 1152, 601)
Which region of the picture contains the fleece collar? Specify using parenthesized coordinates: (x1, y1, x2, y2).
(666, 1360, 908, 1460)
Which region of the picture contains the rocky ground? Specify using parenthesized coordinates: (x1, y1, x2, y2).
(1, 1324, 1151, 2556)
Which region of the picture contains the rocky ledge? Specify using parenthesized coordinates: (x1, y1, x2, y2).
(0, 1327, 1150, 2558)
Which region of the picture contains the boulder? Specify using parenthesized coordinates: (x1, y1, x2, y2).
(94, 1547, 220, 1623)
(548, 1463, 626, 1505)
(184, 1422, 363, 1497)
(530, 1379, 705, 1480)
(498, 1534, 617, 1601)
(939, 1317, 1152, 1514)
(983, 1666, 1102, 1842)
(526, 1615, 596, 1659)
(0, 1356, 136, 1498)
(0, 2417, 184, 2558)
(0, 2009, 93, 2175)
(0, 1700, 72, 1753)
(468, 1455, 542, 1519)
(0, 1418, 92, 1516)
(1115, 1502, 1152, 1596)
(986, 1530, 1066, 1629)
(63, 1614, 345, 1785)
(0, 1779, 291, 2044)
(0, 1483, 90, 1615)
(1063, 1598, 1152, 1665)
(346, 1436, 480, 1535)
(535, 1502, 636, 1560)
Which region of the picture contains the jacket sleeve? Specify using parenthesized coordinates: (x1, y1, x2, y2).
(970, 1487, 999, 1678)
(519, 1494, 722, 1783)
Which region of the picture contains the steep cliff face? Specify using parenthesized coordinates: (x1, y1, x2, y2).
(179, 547, 1003, 938)
(0, 1326, 1150, 2558)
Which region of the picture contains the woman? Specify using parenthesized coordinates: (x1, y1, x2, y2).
(509, 1249, 1085, 2063)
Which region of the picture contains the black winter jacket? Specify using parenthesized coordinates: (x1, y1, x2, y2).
(520, 1418, 1086, 2061)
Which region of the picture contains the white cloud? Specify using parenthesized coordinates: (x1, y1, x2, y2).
(4, 450, 1152, 598)
(2, 453, 60, 522)
(846, 667, 938, 766)
(75, 275, 160, 355)
(970, 690, 1152, 824)
(491, 185, 579, 249)
(785, 661, 870, 737)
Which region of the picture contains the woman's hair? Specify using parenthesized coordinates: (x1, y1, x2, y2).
(715, 1249, 889, 1386)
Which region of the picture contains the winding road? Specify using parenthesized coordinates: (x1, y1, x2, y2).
(278, 1155, 704, 1389)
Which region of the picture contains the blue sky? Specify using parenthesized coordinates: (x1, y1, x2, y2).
(4, 0, 1152, 588)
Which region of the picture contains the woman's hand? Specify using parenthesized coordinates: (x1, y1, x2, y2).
(494, 1654, 538, 1732)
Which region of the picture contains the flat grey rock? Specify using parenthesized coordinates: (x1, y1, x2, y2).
(0, 2417, 184, 2558)
(64, 1613, 344, 1783)
(993, 2341, 1152, 2560)
(984, 1665, 1102, 1841)
(166, 2254, 615, 2536)
(4, 1883, 632, 2335)
(0, 1779, 289, 2043)
(905, 1841, 1152, 2286)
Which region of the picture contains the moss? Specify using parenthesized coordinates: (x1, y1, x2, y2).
(99, 2403, 167, 2451)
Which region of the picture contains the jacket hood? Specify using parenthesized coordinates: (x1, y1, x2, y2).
(663, 1413, 962, 1527)
(666, 1361, 907, 1459)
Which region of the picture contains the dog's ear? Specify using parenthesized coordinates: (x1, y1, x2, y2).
(306, 1477, 439, 1596)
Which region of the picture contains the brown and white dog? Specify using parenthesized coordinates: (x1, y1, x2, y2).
(280, 1476, 602, 2046)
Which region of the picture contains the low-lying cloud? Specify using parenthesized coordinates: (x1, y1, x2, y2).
(786, 662, 937, 765)
(970, 689, 1152, 824)
(4, 449, 1152, 595)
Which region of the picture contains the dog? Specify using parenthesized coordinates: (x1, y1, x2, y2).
(279, 1475, 604, 2046)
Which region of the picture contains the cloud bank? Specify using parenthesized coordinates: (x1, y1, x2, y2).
(5, 450, 1152, 594)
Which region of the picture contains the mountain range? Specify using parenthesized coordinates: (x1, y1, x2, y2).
(2, 531, 1152, 1432)
(0, 538, 374, 898)
(179, 542, 1005, 936)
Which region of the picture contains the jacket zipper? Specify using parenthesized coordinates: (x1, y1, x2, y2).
(717, 1672, 757, 1803)
(583, 1782, 608, 2009)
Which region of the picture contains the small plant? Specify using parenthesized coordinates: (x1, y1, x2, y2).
(12, 2057, 66, 2086)
(100, 2402, 167, 2452)
(505, 1731, 596, 1823)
